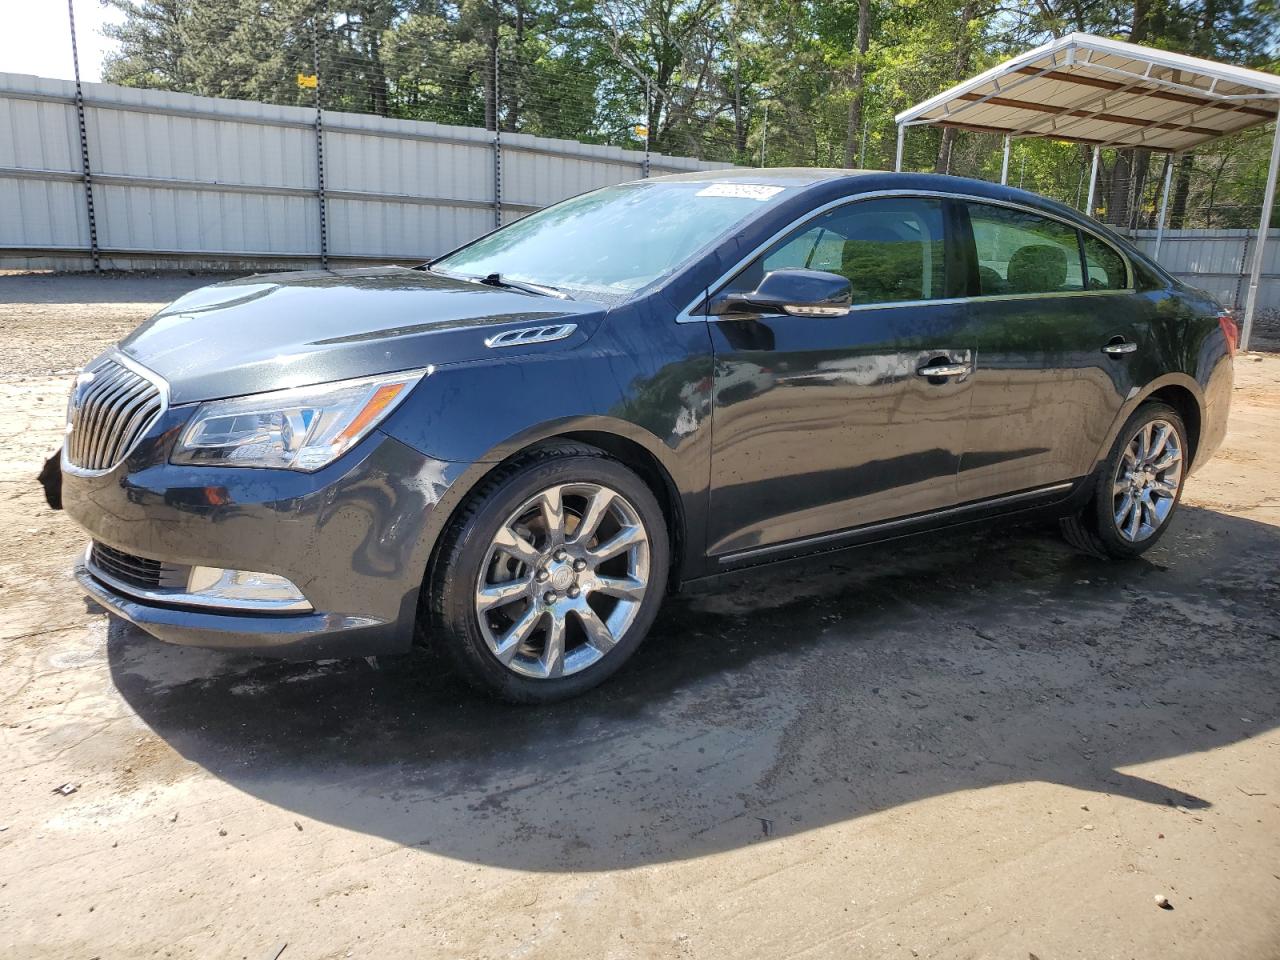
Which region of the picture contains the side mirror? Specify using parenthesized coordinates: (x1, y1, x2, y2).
(710, 268, 852, 318)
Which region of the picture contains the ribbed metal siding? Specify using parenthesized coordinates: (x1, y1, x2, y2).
(0, 78, 87, 252)
(1, 72, 731, 267)
(65, 357, 164, 473)
(1133, 228, 1280, 311)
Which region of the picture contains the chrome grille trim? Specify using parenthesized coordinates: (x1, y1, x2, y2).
(63, 354, 168, 476)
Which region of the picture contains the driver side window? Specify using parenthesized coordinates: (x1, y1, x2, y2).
(722, 197, 947, 306)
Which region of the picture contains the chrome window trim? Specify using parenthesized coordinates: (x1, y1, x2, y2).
(82, 544, 314, 614)
(717, 481, 1075, 565)
(963, 195, 1135, 292)
(1076, 227, 1136, 292)
(676, 188, 1136, 324)
(61, 351, 171, 478)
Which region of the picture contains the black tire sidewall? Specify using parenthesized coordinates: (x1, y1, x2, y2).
(1087, 402, 1188, 558)
(433, 451, 670, 703)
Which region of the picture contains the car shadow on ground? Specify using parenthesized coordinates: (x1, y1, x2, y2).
(106, 506, 1279, 872)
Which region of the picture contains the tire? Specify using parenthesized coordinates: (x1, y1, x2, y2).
(1060, 401, 1189, 560)
(426, 441, 670, 703)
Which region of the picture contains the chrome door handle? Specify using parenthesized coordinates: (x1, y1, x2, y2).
(916, 362, 970, 378)
(1102, 340, 1138, 355)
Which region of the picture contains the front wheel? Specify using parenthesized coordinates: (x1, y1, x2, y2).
(427, 443, 669, 703)
(1060, 401, 1188, 559)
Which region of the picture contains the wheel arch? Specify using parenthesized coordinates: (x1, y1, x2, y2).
(1145, 383, 1202, 466)
(1093, 373, 1205, 475)
(418, 419, 693, 640)
(556, 429, 687, 590)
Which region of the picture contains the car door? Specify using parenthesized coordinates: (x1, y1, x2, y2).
(703, 195, 976, 559)
(955, 200, 1145, 502)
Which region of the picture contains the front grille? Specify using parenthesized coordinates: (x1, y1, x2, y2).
(65, 357, 164, 473)
(88, 542, 188, 591)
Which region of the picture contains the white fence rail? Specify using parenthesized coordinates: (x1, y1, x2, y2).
(0, 72, 728, 271)
(1132, 228, 1280, 313)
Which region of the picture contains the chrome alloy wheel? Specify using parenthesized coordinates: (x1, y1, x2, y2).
(475, 482, 651, 679)
(1112, 418, 1183, 543)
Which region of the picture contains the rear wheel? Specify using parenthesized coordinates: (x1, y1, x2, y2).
(1060, 401, 1188, 559)
(428, 443, 669, 703)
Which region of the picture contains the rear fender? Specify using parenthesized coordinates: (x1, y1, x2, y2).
(1089, 372, 1204, 475)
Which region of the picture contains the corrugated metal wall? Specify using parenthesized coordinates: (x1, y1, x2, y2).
(0, 72, 729, 270)
(3, 69, 1275, 307)
(1132, 229, 1280, 311)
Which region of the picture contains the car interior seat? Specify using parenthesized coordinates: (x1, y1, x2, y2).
(1006, 243, 1068, 293)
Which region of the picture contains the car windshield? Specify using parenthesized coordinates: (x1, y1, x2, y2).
(431, 179, 791, 300)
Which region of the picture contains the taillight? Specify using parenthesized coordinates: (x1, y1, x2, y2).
(1218, 313, 1239, 356)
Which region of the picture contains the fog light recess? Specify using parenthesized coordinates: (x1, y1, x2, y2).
(186, 567, 312, 611)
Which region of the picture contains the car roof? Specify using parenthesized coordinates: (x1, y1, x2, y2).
(649, 167, 875, 188)
(639, 168, 1163, 279)
(647, 168, 1073, 215)
(652, 168, 1130, 238)
(644, 167, 1167, 286)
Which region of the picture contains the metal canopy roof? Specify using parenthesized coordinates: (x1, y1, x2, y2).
(895, 32, 1280, 153)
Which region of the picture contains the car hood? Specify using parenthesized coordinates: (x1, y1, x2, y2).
(119, 266, 605, 404)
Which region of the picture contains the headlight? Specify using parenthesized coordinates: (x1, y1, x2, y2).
(171, 369, 425, 471)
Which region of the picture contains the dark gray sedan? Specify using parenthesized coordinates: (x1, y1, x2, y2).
(54, 169, 1234, 701)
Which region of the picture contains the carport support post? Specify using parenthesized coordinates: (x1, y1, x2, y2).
(1000, 135, 1011, 185)
(1084, 146, 1100, 217)
(894, 124, 904, 172)
(1152, 153, 1175, 263)
(1240, 108, 1280, 352)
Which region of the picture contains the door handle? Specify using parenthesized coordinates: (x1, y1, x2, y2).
(916, 362, 970, 378)
(1102, 339, 1138, 355)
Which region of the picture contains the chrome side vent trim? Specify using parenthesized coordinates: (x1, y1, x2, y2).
(484, 323, 577, 349)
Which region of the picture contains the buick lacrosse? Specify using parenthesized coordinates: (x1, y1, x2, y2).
(53, 169, 1235, 701)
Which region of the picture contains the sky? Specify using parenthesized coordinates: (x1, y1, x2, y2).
(2, 1, 123, 83)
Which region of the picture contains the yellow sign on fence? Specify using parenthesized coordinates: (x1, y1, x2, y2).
(297, 73, 318, 90)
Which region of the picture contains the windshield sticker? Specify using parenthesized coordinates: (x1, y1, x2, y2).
(695, 183, 786, 201)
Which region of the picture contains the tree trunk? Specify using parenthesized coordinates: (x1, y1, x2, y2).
(843, 0, 869, 168)
(732, 59, 746, 155)
(507, 0, 524, 131)
(368, 31, 389, 117)
(1169, 154, 1193, 228)
(1108, 151, 1131, 226)
(1128, 148, 1150, 231)
(484, 1, 499, 132)
(1148, 153, 1171, 228)
(1130, 0, 1151, 43)
(936, 128, 956, 174)
(936, 0, 976, 173)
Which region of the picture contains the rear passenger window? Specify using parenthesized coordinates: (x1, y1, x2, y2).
(967, 204, 1083, 296)
(726, 197, 947, 306)
(1082, 233, 1128, 290)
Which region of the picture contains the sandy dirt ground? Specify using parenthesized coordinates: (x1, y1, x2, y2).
(0, 273, 1278, 960)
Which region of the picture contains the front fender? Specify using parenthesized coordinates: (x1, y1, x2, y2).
(380, 316, 716, 579)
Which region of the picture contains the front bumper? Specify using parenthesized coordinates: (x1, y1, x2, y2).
(74, 560, 407, 658)
(62, 418, 466, 659)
